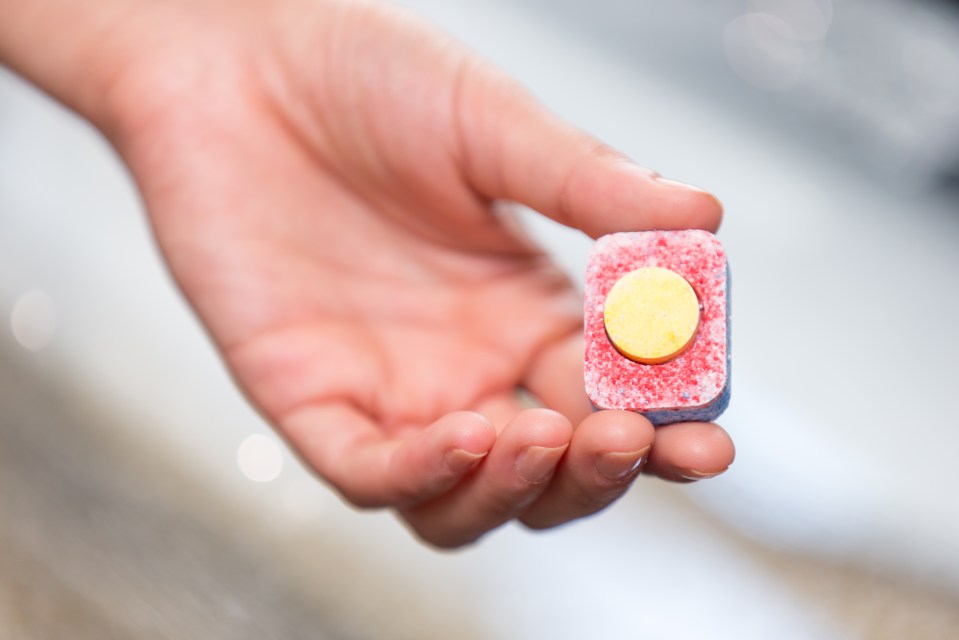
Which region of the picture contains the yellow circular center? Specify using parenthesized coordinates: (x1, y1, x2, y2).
(603, 267, 700, 364)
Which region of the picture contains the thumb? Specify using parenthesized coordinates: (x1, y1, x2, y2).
(454, 60, 722, 237)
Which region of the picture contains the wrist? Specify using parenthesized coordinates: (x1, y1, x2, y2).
(0, 0, 253, 140)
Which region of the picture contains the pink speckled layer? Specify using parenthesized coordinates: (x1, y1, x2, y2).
(584, 230, 730, 425)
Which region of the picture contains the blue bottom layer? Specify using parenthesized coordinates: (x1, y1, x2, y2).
(589, 381, 731, 426)
(642, 381, 731, 426)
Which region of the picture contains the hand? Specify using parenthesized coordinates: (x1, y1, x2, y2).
(97, 0, 733, 547)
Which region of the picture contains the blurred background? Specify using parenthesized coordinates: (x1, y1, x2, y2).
(3, 0, 959, 637)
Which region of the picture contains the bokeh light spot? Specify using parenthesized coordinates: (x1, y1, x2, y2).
(237, 433, 284, 483)
(749, 0, 833, 41)
(724, 13, 806, 92)
(10, 290, 57, 352)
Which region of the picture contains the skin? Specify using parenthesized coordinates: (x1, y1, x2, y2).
(1, 0, 734, 548)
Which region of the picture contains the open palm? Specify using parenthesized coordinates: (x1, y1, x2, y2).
(106, 0, 733, 547)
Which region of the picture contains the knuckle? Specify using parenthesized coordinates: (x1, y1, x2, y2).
(518, 515, 556, 531)
(573, 483, 626, 513)
(334, 483, 388, 510)
(581, 139, 626, 164)
(478, 485, 538, 519)
(405, 521, 482, 551)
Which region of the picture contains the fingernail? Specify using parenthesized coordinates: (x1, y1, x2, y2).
(653, 176, 724, 218)
(515, 445, 568, 484)
(596, 446, 651, 481)
(678, 468, 726, 481)
(445, 448, 487, 474)
(654, 176, 708, 192)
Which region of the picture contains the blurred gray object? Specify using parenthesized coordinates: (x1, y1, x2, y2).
(518, 0, 959, 188)
(0, 347, 339, 640)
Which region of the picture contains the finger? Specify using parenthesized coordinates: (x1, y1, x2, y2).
(644, 421, 736, 482)
(519, 410, 654, 530)
(455, 61, 723, 237)
(523, 330, 593, 425)
(281, 402, 496, 507)
(399, 408, 573, 548)
(472, 389, 531, 433)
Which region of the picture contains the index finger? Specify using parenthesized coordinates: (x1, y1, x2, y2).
(454, 60, 723, 237)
